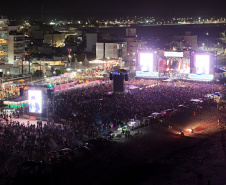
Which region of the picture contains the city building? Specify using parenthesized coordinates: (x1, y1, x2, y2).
(8, 26, 25, 66)
(44, 31, 66, 47)
(96, 43, 104, 59)
(123, 28, 147, 62)
(85, 32, 97, 53)
(171, 32, 197, 50)
(0, 19, 9, 64)
(96, 42, 127, 60)
(126, 28, 136, 37)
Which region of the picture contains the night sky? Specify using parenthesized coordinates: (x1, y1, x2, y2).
(1, 0, 226, 19)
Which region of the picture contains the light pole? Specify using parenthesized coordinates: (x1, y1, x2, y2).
(30, 73, 32, 82)
(205, 39, 209, 50)
(67, 48, 72, 68)
(214, 43, 218, 68)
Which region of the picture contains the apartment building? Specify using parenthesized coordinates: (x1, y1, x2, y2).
(8, 26, 25, 65)
(0, 19, 9, 64)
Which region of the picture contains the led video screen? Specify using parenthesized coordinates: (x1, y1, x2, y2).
(158, 58, 190, 73)
(28, 90, 42, 113)
(195, 55, 209, 74)
(139, 53, 153, 72)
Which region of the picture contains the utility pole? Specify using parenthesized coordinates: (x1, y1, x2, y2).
(52, 91, 55, 125)
(21, 56, 24, 74)
(29, 56, 31, 74)
(40, 59, 42, 78)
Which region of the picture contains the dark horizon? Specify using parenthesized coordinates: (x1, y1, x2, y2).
(1, 0, 226, 20)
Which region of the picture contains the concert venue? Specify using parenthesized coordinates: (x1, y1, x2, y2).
(0, 16, 226, 185)
(136, 50, 215, 81)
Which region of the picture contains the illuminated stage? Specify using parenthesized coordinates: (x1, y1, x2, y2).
(136, 50, 215, 81)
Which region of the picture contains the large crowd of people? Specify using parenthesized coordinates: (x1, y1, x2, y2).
(54, 79, 226, 137)
(0, 78, 225, 178)
(0, 111, 76, 177)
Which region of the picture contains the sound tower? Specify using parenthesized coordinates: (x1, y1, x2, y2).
(20, 88, 24, 96)
(110, 73, 112, 80)
(113, 74, 124, 92)
(47, 89, 53, 99)
(125, 73, 128, 81)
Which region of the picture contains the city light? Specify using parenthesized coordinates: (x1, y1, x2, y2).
(48, 83, 53, 88)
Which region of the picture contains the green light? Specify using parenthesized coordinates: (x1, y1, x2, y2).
(48, 84, 53, 88)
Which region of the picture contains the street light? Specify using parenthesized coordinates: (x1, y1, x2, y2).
(202, 43, 205, 50)
(67, 48, 72, 68)
(205, 39, 209, 50)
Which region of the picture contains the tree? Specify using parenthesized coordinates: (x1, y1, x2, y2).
(27, 47, 39, 54)
(59, 68, 66, 74)
(220, 32, 226, 44)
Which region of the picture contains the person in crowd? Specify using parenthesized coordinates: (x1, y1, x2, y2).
(0, 78, 225, 176)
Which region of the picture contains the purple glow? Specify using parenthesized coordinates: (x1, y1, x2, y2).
(140, 53, 153, 72)
(195, 55, 209, 74)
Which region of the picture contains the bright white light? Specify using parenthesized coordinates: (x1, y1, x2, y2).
(164, 52, 183, 57)
(140, 53, 153, 72)
(196, 55, 210, 74)
(28, 90, 42, 113)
